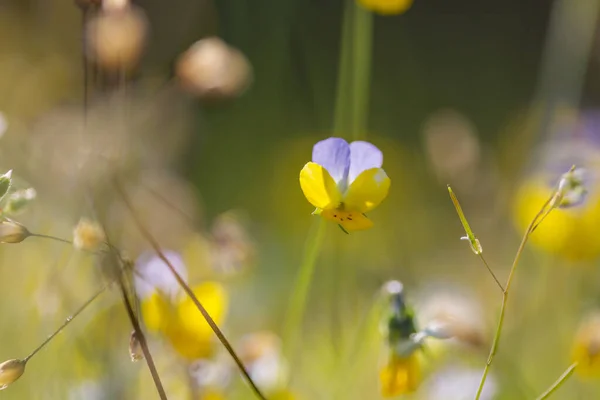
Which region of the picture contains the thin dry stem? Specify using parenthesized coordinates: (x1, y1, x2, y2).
(24, 284, 108, 363)
(114, 179, 267, 400)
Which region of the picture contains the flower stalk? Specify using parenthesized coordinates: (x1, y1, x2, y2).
(113, 179, 267, 400)
(474, 192, 556, 400)
(535, 362, 578, 400)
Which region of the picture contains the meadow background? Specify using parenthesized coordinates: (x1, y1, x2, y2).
(0, 0, 599, 399)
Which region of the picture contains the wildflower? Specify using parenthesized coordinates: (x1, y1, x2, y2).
(85, 4, 148, 72)
(73, 218, 105, 252)
(415, 285, 487, 350)
(299, 138, 390, 232)
(357, 0, 414, 15)
(0, 359, 26, 390)
(514, 169, 600, 261)
(423, 364, 498, 400)
(129, 330, 144, 362)
(379, 282, 421, 397)
(239, 332, 289, 393)
(0, 220, 30, 243)
(3, 188, 36, 216)
(571, 313, 600, 378)
(135, 252, 228, 360)
(176, 37, 253, 101)
(189, 357, 232, 397)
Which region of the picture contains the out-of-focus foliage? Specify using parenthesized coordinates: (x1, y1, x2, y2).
(1, 0, 600, 399)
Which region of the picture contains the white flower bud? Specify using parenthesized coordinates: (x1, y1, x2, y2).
(0, 359, 26, 390)
(0, 220, 30, 243)
(129, 330, 144, 362)
(555, 167, 587, 208)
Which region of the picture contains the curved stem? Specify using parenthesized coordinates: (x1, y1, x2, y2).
(29, 233, 73, 245)
(114, 179, 267, 400)
(535, 363, 578, 400)
(474, 194, 555, 399)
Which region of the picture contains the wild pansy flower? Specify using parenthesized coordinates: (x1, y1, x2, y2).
(135, 251, 228, 360)
(379, 281, 421, 397)
(357, 0, 413, 15)
(299, 138, 390, 232)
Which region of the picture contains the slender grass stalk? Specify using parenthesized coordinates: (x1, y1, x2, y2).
(23, 284, 107, 363)
(115, 272, 168, 400)
(447, 186, 504, 292)
(474, 194, 556, 400)
(535, 362, 578, 400)
(282, 218, 326, 359)
(113, 179, 267, 400)
(350, 2, 373, 141)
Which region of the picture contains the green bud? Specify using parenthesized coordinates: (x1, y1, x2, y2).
(0, 170, 12, 201)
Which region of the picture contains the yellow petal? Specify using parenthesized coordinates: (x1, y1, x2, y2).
(379, 354, 420, 397)
(299, 162, 342, 210)
(141, 292, 174, 333)
(160, 282, 228, 360)
(321, 209, 374, 231)
(344, 168, 390, 213)
(177, 282, 228, 338)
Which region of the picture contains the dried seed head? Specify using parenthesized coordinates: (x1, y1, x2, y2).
(73, 218, 105, 251)
(85, 6, 148, 72)
(0, 220, 30, 243)
(129, 330, 144, 362)
(0, 359, 26, 390)
(176, 37, 252, 101)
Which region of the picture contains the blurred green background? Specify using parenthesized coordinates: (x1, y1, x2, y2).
(2, 0, 600, 399)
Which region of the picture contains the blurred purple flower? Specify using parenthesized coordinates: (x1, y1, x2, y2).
(134, 250, 187, 300)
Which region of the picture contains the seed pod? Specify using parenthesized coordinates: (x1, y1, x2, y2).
(129, 330, 144, 362)
(0, 220, 30, 243)
(73, 218, 105, 251)
(176, 37, 252, 101)
(0, 359, 26, 390)
(85, 5, 148, 72)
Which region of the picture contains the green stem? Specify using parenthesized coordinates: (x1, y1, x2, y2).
(333, 0, 355, 135)
(282, 218, 326, 360)
(535, 363, 578, 400)
(474, 194, 555, 400)
(350, 2, 373, 140)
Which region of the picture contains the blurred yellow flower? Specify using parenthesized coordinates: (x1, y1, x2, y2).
(300, 138, 390, 232)
(379, 353, 420, 397)
(142, 281, 228, 360)
(357, 0, 413, 15)
(514, 178, 600, 261)
(571, 313, 600, 378)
